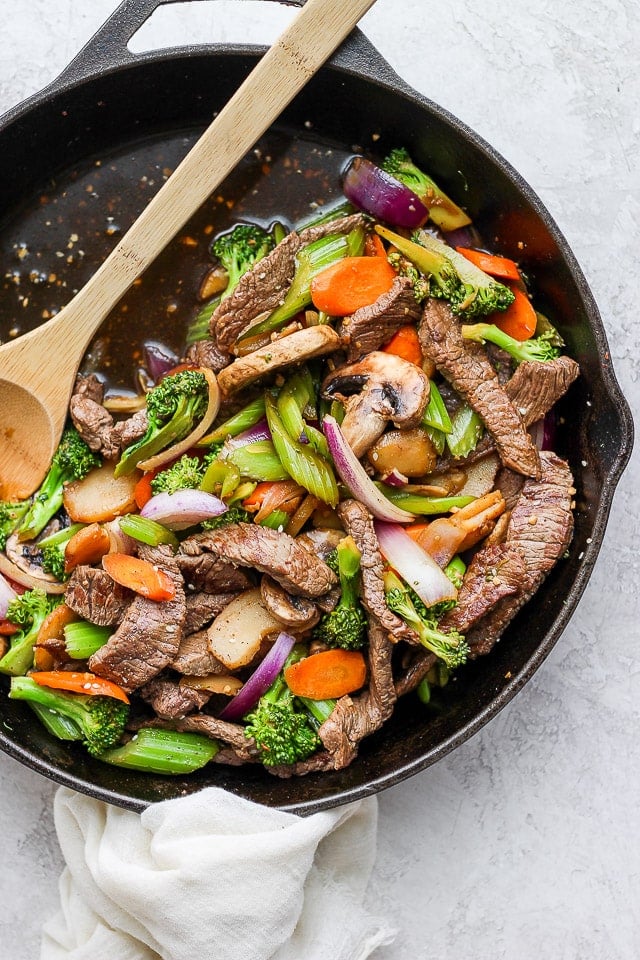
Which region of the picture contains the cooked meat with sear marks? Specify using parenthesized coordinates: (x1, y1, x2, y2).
(505, 356, 580, 426)
(73, 373, 105, 405)
(89, 545, 186, 692)
(495, 466, 526, 512)
(65, 566, 131, 626)
(176, 553, 253, 594)
(339, 277, 421, 361)
(184, 591, 239, 635)
(171, 629, 229, 676)
(179, 524, 337, 598)
(184, 338, 229, 374)
(439, 543, 526, 634)
(466, 451, 574, 656)
(212, 213, 365, 355)
(139, 677, 211, 719)
(419, 299, 540, 478)
(268, 750, 336, 778)
(337, 499, 418, 643)
(394, 649, 437, 698)
(110, 409, 149, 451)
(319, 614, 397, 769)
(69, 395, 119, 459)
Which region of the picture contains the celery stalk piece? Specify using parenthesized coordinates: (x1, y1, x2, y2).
(377, 487, 475, 516)
(199, 396, 266, 446)
(446, 403, 484, 458)
(225, 441, 289, 482)
(422, 380, 453, 433)
(265, 394, 338, 507)
(119, 514, 178, 548)
(98, 728, 219, 774)
(64, 621, 112, 660)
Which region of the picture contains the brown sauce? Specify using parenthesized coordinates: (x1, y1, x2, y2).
(0, 128, 350, 393)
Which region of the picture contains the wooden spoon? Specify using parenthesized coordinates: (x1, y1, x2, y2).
(0, 0, 376, 500)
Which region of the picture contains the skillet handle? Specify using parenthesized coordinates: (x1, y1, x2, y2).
(53, 0, 400, 88)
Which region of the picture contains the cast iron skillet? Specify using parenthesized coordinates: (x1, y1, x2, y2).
(0, 0, 633, 813)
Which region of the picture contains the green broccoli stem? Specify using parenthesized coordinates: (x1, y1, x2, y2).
(185, 297, 220, 346)
(298, 696, 337, 728)
(18, 463, 65, 542)
(116, 394, 203, 477)
(416, 678, 431, 705)
(384, 571, 468, 670)
(336, 536, 361, 608)
(64, 621, 112, 660)
(461, 322, 560, 364)
(98, 728, 219, 774)
(118, 514, 178, 548)
(28, 702, 82, 741)
(39, 523, 86, 580)
(200, 396, 267, 445)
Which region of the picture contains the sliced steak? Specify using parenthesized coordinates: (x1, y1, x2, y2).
(339, 277, 421, 361)
(69, 395, 118, 459)
(176, 553, 253, 594)
(466, 451, 574, 656)
(179, 524, 337, 598)
(337, 499, 418, 643)
(184, 591, 238, 635)
(394, 649, 437, 698)
(184, 337, 229, 374)
(110, 409, 149, 451)
(439, 543, 526, 634)
(139, 677, 212, 720)
(89, 545, 186, 691)
(171, 629, 229, 676)
(419, 299, 540, 478)
(505, 356, 580, 426)
(495, 466, 526, 512)
(318, 614, 397, 769)
(212, 213, 365, 355)
(65, 567, 131, 626)
(268, 750, 335, 778)
(74, 373, 105, 405)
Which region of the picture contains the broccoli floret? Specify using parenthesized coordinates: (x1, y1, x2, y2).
(382, 147, 472, 232)
(150, 455, 205, 496)
(388, 250, 429, 303)
(0, 500, 29, 550)
(116, 370, 209, 477)
(244, 668, 320, 767)
(384, 571, 469, 671)
(9, 675, 128, 756)
(201, 505, 251, 530)
(17, 429, 100, 542)
(313, 536, 367, 651)
(376, 225, 515, 318)
(212, 223, 275, 302)
(461, 322, 561, 364)
(0, 589, 62, 676)
(37, 523, 84, 581)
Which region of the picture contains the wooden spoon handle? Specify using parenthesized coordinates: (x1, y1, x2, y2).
(40, 0, 377, 353)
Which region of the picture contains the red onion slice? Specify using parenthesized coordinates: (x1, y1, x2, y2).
(323, 416, 415, 523)
(343, 157, 429, 230)
(143, 340, 179, 383)
(0, 571, 17, 619)
(381, 468, 409, 488)
(219, 631, 296, 721)
(374, 520, 458, 607)
(141, 490, 227, 531)
(227, 417, 272, 449)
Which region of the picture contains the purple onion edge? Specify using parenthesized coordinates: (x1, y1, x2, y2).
(219, 631, 297, 721)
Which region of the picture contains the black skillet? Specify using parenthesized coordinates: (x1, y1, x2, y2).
(0, 0, 633, 813)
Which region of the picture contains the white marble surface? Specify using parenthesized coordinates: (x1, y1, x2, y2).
(0, 1, 638, 957)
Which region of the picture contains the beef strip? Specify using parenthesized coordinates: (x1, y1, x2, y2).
(184, 338, 229, 373)
(318, 614, 397, 769)
(139, 677, 212, 719)
(65, 567, 131, 626)
(419, 299, 540, 478)
(184, 592, 238, 634)
(89, 545, 186, 691)
(171, 629, 229, 676)
(466, 451, 574, 656)
(110, 409, 149, 451)
(74, 373, 105, 405)
(176, 553, 253, 594)
(505, 356, 580, 426)
(268, 750, 336, 778)
(339, 277, 421, 361)
(439, 543, 526, 634)
(394, 650, 437, 698)
(69, 395, 119, 459)
(212, 213, 365, 355)
(337, 499, 418, 643)
(179, 524, 337, 598)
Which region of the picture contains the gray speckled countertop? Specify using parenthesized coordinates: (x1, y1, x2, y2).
(1, 1, 638, 957)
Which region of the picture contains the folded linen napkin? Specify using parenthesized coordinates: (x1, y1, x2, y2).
(41, 785, 395, 960)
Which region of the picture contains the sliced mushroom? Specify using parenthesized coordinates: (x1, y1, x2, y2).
(217, 326, 341, 395)
(367, 427, 438, 478)
(1, 533, 66, 594)
(322, 351, 430, 457)
(260, 575, 321, 630)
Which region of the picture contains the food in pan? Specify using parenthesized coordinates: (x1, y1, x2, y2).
(0, 147, 578, 777)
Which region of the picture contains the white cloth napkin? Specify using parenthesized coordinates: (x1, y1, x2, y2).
(41, 785, 396, 960)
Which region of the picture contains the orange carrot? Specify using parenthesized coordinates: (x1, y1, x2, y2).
(64, 523, 111, 573)
(284, 649, 367, 700)
(364, 233, 387, 259)
(310, 257, 396, 316)
(134, 472, 156, 509)
(456, 247, 521, 281)
(102, 553, 176, 602)
(30, 670, 130, 703)
(0, 620, 20, 636)
(493, 283, 537, 341)
(383, 324, 423, 366)
(242, 481, 278, 511)
(407, 518, 465, 568)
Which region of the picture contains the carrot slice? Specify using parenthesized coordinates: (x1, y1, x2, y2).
(284, 649, 367, 700)
(102, 553, 176, 602)
(242, 481, 278, 511)
(383, 324, 423, 366)
(310, 257, 396, 316)
(64, 523, 111, 573)
(0, 620, 20, 636)
(455, 247, 521, 281)
(30, 670, 130, 703)
(493, 284, 537, 341)
(364, 233, 387, 259)
(134, 471, 156, 509)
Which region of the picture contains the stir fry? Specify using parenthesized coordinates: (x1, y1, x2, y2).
(0, 148, 578, 777)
